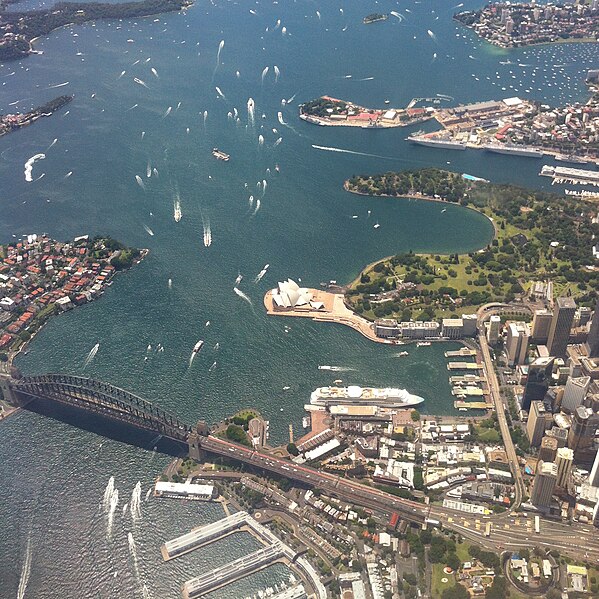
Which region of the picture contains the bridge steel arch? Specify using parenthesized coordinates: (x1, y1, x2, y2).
(13, 374, 191, 442)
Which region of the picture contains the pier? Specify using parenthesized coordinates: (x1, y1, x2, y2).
(449, 375, 485, 384)
(451, 387, 486, 397)
(444, 348, 477, 358)
(161, 511, 248, 560)
(447, 362, 484, 371)
(182, 543, 286, 598)
(454, 400, 492, 410)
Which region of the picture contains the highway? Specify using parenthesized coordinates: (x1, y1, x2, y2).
(199, 435, 599, 563)
(478, 331, 525, 507)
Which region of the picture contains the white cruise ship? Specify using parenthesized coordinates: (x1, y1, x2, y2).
(310, 385, 424, 408)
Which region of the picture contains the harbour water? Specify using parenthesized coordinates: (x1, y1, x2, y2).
(1, 0, 598, 596)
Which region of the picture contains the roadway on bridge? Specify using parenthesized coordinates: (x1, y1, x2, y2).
(199, 436, 599, 563)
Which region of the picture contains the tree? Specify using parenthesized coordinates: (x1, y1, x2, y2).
(287, 442, 299, 456)
(441, 585, 469, 599)
(411, 409, 420, 422)
(446, 552, 460, 571)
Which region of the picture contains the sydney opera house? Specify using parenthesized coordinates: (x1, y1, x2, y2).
(271, 279, 325, 311)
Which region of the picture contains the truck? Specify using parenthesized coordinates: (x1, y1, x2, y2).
(485, 522, 492, 537)
(534, 515, 540, 534)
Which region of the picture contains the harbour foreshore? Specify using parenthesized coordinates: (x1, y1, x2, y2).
(264, 288, 391, 344)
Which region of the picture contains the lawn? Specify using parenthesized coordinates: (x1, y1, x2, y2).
(431, 563, 455, 598)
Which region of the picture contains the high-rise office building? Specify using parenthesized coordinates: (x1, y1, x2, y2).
(487, 315, 501, 345)
(527, 401, 552, 447)
(561, 376, 591, 414)
(531, 309, 553, 344)
(587, 297, 599, 358)
(506, 322, 530, 366)
(531, 461, 558, 508)
(589, 449, 599, 488)
(539, 436, 558, 463)
(556, 447, 574, 488)
(568, 406, 599, 453)
(522, 357, 554, 412)
(547, 297, 576, 358)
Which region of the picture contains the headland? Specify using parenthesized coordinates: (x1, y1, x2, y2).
(0, 95, 72, 138)
(0, 0, 193, 61)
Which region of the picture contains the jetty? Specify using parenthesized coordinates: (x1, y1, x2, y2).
(444, 348, 477, 358)
(447, 362, 484, 371)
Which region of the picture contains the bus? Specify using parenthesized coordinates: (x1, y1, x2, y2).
(485, 522, 492, 537)
(534, 515, 540, 534)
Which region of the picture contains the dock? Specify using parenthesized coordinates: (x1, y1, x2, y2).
(182, 543, 286, 599)
(454, 401, 492, 410)
(161, 511, 248, 560)
(449, 375, 485, 384)
(447, 362, 484, 371)
(451, 387, 486, 397)
(444, 348, 477, 358)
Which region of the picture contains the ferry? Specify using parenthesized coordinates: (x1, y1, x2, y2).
(416, 341, 431, 347)
(191, 339, 204, 356)
(212, 148, 230, 161)
(310, 385, 424, 408)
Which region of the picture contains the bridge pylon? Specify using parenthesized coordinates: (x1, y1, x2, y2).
(0, 373, 24, 407)
(188, 420, 210, 461)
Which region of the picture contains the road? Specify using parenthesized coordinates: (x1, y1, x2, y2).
(198, 436, 599, 563)
(478, 331, 525, 508)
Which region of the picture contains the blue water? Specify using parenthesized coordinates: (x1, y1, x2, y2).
(1, 0, 598, 596)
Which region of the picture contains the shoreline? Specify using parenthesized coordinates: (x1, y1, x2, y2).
(342, 181, 499, 239)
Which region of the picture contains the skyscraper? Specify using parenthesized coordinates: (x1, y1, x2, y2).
(586, 296, 599, 358)
(556, 447, 574, 488)
(531, 461, 558, 508)
(561, 376, 591, 414)
(568, 406, 599, 453)
(522, 357, 554, 412)
(547, 297, 576, 358)
(531, 309, 553, 344)
(527, 401, 552, 447)
(539, 436, 558, 463)
(487, 315, 501, 346)
(506, 322, 530, 366)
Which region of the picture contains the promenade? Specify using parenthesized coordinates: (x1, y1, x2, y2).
(263, 288, 393, 345)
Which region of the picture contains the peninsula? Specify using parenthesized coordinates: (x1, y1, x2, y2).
(0, 0, 193, 61)
(299, 96, 433, 129)
(454, 1, 599, 48)
(0, 95, 72, 137)
(0, 234, 144, 361)
(408, 94, 599, 164)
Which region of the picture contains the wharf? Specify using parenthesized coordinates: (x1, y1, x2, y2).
(449, 375, 485, 384)
(451, 387, 486, 397)
(454, 400, 492, 410)
(161, 511, 248, 561)
(447, 362, 484, 371)
(182, 543, 286, 599)
(444, 348, 477, 358)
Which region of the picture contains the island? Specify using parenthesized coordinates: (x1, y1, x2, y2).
(408, 93, 599, 166)
(299, 96, 434, 129)
(0, 0, 193, 61)
(344, 169, 598, 322)
(0, 95, 72, 137)
(0, 234, 145, 361)
(363, 12, 388, 25)
(454, 2, 599, 48)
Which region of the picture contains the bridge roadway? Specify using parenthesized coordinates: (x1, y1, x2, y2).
(199, 436, 599, 563)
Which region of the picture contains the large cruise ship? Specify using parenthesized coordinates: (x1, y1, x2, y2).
(408, 137, 467, 151)
(310, 385, 424, 408)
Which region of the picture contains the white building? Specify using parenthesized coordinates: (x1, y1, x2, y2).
(154, 481, 217, 501)
(556, 447, 573, 489)
(506, 322, 530, 366)
(487, 315, 501, 345)
(272, 279, 314, 309)
(589, 449, 599, 488)
(561, 376, 591, 414)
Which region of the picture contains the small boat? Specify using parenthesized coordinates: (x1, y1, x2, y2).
(334, 379, 343, 384)
(384, 99, 390, 104)
(416, 341, 431, 347)
(283, 386, 290, 391)
(373, 223, 380, 229)
(189, 340, 204, 366)
(398, 351, 409, 356)
(212, 148, 230, 161)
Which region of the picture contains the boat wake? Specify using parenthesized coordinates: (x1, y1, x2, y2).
(130, 481, 142, 521)
(201, 213, 212, 247)
(173, 196, 182, 222)
(318, 365, 356, 372)
(16, 535, 32, 599)
(311, 144, 397, 161)
(84, 342, 100, 367)
(253, 263, 269, 283)
(24, 153, 45, 182)
(233, 287, 253, 307)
